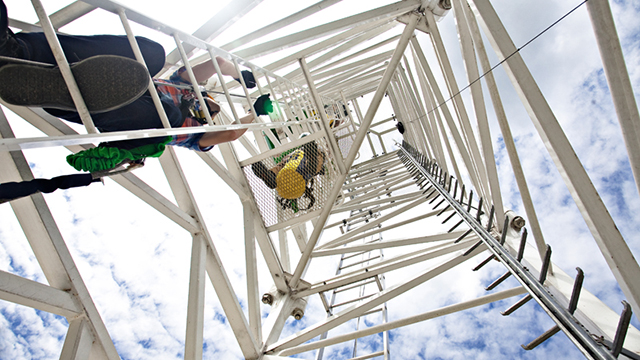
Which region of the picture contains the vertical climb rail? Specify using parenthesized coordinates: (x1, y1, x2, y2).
(399, 142, 621, 360)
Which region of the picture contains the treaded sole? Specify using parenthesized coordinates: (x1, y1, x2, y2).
(0, 55, 149, 113)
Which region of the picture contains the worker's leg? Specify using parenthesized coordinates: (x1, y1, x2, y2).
(2, 1, 164, 74)
(0, 1, 164, 113)
(15, 33, 165, 76)
(46, 93, 184, 133)
(252, 161, 278, 189)
(177, 56, 256, 87)
(0, 55, 151, 113)
(0, 0, 25, 62)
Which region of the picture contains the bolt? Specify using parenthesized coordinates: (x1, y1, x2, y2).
(262, 293, 273, 305)
(439, 0, 452, 10)
(511, 216, 526, 231)
(292, 308, 304, 320)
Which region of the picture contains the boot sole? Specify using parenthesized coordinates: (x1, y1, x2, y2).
(0, 55, 149, 113)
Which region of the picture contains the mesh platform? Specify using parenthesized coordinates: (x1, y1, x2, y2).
(242, 136, 340, 228)
(335, 126, 354, 159)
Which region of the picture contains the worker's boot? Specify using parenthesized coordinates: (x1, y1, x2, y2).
(252, 161, 277, 189)
(0, 55, 150, 113)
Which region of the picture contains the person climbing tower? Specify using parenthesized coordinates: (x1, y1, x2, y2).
(0, 0, 273, 202)
(251, 139, 326, 210)
(0, 0, 272, 173)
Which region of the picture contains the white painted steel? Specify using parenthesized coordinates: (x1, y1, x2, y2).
(0, 269, 81, 318)
(285, 23, 398, 84)
(425, 10, 490, 204)
(401, 56, 441, 163)
(197, 152, 250, 201)
(30, 0, 97, 133)
(221, 0, 344, 51)
(311, 51, 394, 84)
(184, 235, 206, 360)
(410, 37, 480, 201)
(468, 0, 640, 315)
(118, 9, 174, 129)
(214, 140, 289, 292)
(0, 120, 313, 151)
(164, 0, 265, 65)
(262, 293, 298, 348)
(298, 239, 479, 298)
(158, 148, 261, 359)
(269, 247, 486, 354)
(259, 19, 395, 87)
(41, 1, 96, 29)
(60, 319, 93, 360)
(312, 231, 467, 257)
(458, 1, 549, 262)
(288, 13, 420, 290)
(278, 230, 291, 272)
(173, 33, 214, 126)
(318, 197, 430, 250)
(299, 57, 347, 172)
(451, 0, 504, 229)
(0, 113, 120, 360)
(3, 1, 639, 359)
(235, 1, 420, 60)
(586, 0, 640, 198)
(3, 104, 203, 234)
(411, 47, 449, 171)
(279, 287, 525, 356)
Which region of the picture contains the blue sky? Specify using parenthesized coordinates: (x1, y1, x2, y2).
(1, 0, 640, 359)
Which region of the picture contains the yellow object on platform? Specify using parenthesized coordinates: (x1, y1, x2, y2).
(276, 149, 307, 199)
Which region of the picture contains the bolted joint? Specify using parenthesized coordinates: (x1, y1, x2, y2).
(292, 308, 304, 320)
(262, 293, 273, 305)
(511, 216, 526, 232)
(439, 0, 452, 10)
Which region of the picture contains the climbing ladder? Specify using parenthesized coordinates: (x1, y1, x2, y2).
(0, 0, 639, 359)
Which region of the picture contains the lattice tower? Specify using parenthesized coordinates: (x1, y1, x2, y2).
(1, 1, 639, 359)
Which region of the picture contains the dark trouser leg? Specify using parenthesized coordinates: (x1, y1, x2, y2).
(15, 33, 165, 76)
(2, 0, 164, 73)
(1, 2, 175, 143)
(1, 0, 7, 36)
(46, 93, 183, 131)
(0, 0, 24, 60)
(13, 32, 170, 132)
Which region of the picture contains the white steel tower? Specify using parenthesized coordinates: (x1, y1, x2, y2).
(0, 0, 639, 359)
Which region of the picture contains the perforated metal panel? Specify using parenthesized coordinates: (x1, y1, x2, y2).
(335, 126, 354, 159)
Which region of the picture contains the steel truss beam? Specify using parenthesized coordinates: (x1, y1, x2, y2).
(467, 0, 640, 314)
(0, 111, 119, 359)
(279, 287, 526, 356)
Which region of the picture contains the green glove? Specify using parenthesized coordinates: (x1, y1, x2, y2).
(67, 136, 172, 172)
(253, 93, 273, 116)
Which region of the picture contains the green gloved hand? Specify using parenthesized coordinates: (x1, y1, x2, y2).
(67, 136, 171, 172)
(253, 93, 273, 116)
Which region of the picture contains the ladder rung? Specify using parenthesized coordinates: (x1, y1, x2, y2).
(485, 271, 512, 291)
(463, 240, 484, 257)
(335, 279, 377, 293)
(502, 294, 532, 316)
(331, 293, 375, 308)
(361, 307, 384, 317)
(521, 325, 560, 350)
(342, 250, 370, 261)
(348, 350, 385, 360)
(473, 254, 496, 271)
(340, 255, 381, 270)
